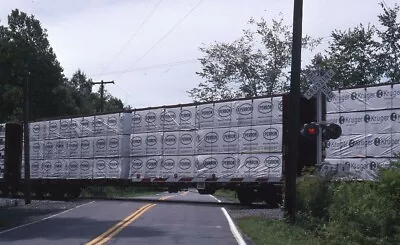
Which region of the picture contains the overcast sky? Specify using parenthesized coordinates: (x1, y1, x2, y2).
(1, 0, 398, 108)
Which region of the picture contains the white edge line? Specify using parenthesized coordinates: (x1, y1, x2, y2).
(210, 195, 246, 245)
(209, 194, 222, 203)
(221, 207, 247, 245)
(0, 201, 95, 235)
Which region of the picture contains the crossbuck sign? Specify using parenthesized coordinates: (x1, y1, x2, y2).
(303, 69, 335, 100)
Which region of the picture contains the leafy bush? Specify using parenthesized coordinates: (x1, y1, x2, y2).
(325, 161, 400, 245)
(296, 173, 332, 232)
(296, 161, 400, 244)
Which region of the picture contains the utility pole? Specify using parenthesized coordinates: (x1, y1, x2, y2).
(23, 71, 31, 205)
(91, 80, 114, 112)
(285, 0, 303, 223)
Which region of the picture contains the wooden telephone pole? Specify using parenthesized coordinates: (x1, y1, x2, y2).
(91, 80, 115, 112)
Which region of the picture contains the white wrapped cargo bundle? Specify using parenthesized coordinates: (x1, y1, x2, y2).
(160, 108, 181, 131)
(325, 134, 369, 158)
(178, 131, 196, 155)
(196, 154, 240, 179)
(79, 116, 95, 137)
(93, 135, 130, 158)
(326, 88, 367, 114)
(132, 108, 164, 134)
(55, 139, 69, 159)
(233, 100, 253, 127)
(93, 157, 130, 179)
(367, 133, 400, 158)
(130, 133, 146, 156)
(80, 138, 94, 158)
(162, 131, 179, 155)
(160, 155, 178, 178)
(238, 125, 282, 153)
(93, 113, 131, 136)
(29, 121, 47, 141)
(237, 154, 283, 179)
(324, 158, 391, 181)
(30, 159, 42, 179)
(365, 85, 394, 111)
(176, 156, 196, 178)
(214, 101, 236, 128)
(43, 140, 57, 159)
(178, 106, 197, 130)
(326, 112, 366, 135)
(196, 129, 219, 154)
(144, 132, 163, 156)
(196, 128, 240, 154)
(60, 119, 71, 139)
(195, 155, 220, 178)
(252, 96, 283, 125)
(79, 159, 94, 179)
(129, 157, 146, 179)
(196, 104, 215, 129)
(66, 159, 80, 179)
(46, 119, 61, 139)
(68, 139, 80, 158)
(30, 141, 44, 160)
(66, 159, 94, 179)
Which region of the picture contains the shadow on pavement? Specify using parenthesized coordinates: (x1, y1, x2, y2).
(0, 215, 167, 241)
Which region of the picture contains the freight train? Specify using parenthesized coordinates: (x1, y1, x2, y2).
(0, 92, 319, 206)
(1, 82, 396, 205)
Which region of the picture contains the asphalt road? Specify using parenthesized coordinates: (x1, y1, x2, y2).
(0, 191, 243, 245)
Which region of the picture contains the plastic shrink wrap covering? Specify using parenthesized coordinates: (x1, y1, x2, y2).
(365, 85, 393, 111)
(233, 100, 253, 127)
(178, 106, 197, 130)
(238, 125, 282, 153)
(160, 108, 181, 131)
(176, 156, 196, 178)
(162, 131, 179, 155)
(326, 88, 366, 113)
(252, 97, 283, 125)
(93, 158, 130, 179)
(324, 158, 391, 181)
(197, 104, 215, 129)
(214, 101, 236, 128)
(29, 121, 47, 141)
(160, 156, 178, 178)
(178, 131, 196, 155)
(326, 112, 366, 135)
(237, 154, 282, 179)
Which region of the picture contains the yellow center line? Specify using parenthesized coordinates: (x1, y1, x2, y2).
(95, 204, 156, 245)
(85, 195, 176, 245)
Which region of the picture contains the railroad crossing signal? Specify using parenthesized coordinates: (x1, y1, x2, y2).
(303, 69, 335, 100)
(301, 122, 342, 141)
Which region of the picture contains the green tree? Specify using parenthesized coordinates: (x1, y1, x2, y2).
(0, 9, 66, 121)
(315, 2, 399, 89)
(378, 2, 400, 83)
(321, 24, 383, 89)
(0, 9, 126, 122)
(188, 15, 321, 102)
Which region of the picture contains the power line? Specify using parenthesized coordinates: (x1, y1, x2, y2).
(119, 0, 204, 78)
(89, 59, 198, 77)
(100, 0, 163, 75)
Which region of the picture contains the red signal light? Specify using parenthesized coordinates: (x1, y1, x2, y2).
(301, 123, 320, 139)
(307, 127, 317, 135)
